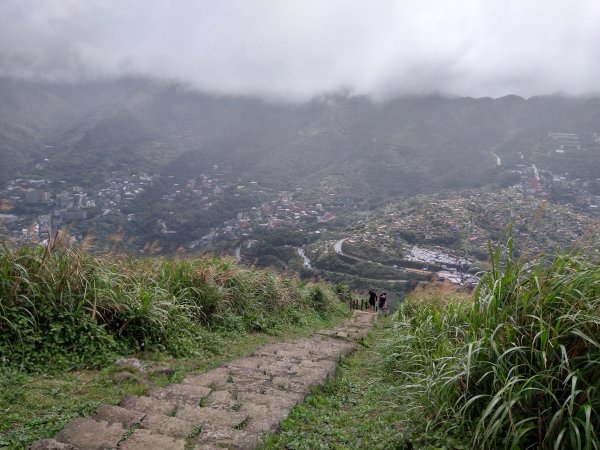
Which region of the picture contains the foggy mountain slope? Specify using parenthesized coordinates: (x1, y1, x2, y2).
(1, 78, 600, 192)
(0, 78, 162, 182)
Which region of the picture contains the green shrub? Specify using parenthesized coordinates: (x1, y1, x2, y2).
(0, 243, 347, 372)
(383, 239, 600, 449)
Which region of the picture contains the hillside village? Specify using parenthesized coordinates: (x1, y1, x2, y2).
(0, 172, 153, 244)
(344, 185, 597, 267)
(1, 131, 599, 262)
(0, 164, 337, 247)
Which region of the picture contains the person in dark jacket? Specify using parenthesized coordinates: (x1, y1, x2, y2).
(368, 289, 377, 312)
(378, 292, 387, 316)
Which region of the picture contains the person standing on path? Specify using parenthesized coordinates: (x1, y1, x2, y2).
(378, 292, 387, 316)
(368, 289, 377, 312)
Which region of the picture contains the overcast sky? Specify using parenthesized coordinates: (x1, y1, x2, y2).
(1, 0, 599, 101)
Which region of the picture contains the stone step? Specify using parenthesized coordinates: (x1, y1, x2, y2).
(285, 364, 337, 388)
(148, 383, 212, 406)
(235, 403, 286, 434)
(232, 381, 308, 401)
(221, 364, 271, 383)
(119, 429, 185, 450)
(252, 341, 346, 361)
(251, 348, 307, 361)
(297, 336, 356, 357)
(140, 413, 198, 438)
(92, 404, 198, 439)
(192, 423, 260, 450)
(120, 395, 178, 416)
(270, 375, 312, 393)
(54, 418, 124, 450)
(195, 370, 272, 391)
(181, 367, 230, 388)
(238, 390, 303, 412)
(175, 405, 247, 429)
(92, 405, 145, 427)
(224, 357, 301, 379)
(30, 439, 78, 450)
(317, 329, 354, 340)
(30, 310, 376, 450)
(203, 389, 240, 410)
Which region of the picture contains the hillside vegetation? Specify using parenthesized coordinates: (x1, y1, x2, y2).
(263, 242, 600, 449)
(383, 241, 600, 449)
(0, 243, 348, 372)
(3, 78, 600, 194)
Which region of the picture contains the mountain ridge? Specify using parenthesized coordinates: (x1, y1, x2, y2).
(2, 77, 600, 194)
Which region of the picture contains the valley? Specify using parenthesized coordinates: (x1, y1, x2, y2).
(1, 79, 599, 301)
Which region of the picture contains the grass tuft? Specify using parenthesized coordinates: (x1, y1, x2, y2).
(382, 238, 600, 449)
(0, 243, 349, 372)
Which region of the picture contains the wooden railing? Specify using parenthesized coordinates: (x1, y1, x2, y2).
(348, 298, 370, 311)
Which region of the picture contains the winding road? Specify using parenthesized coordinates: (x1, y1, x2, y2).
(333, 238, 433, 276)
(333, 238, 352, 257)
(489, 151, 502, 166)
(296, 247, 312, 269)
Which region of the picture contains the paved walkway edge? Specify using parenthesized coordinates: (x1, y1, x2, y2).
(31, 311, 377, 450)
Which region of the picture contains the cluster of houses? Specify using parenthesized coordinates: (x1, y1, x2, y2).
(161, 171, 233, 204)
(0, 179, 87, 243)
(97, 173, 154, 208)
(0, 172, 154, 244)
(341, 186, 595, 268)
(546, 132, 600, 155)
(513, 164, 599, 215)
(194, 190, 331, 247)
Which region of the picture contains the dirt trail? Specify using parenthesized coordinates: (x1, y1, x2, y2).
(31, 311, 377, 450)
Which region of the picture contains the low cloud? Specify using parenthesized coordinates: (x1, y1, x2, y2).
(1, 0, 599, 101)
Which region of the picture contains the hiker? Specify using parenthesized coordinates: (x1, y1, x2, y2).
(378, 292, 387, 316)
(368, 289, 377, 312)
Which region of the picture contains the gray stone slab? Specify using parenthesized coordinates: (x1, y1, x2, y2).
(224, 357, 263, 371)
(297, 360, 338, 383)
(238, 391, 300, 411)
(204, 389, 240, 410)
(270, 376, 310, 393)
(149, 384, 211, 406)
(255, 345, 328, 362)
(30, 439, 77, 450)
(236, 404, 285, 434)
(193, 423, 260, 450)
(38, 310, 375, 450)
(141, 413, 197, 438)
(274, 337, 355, 360)
(120, 395, 177, 416)
(181, 367, 230, 387)
(119, 429, 185, 450)
(175, 405, 246, 428)
(228, 373, 273, 390)
(92, 405, 145, 427)
(166, 384, 212, 397)
(55, 418, 124, 450)
(225, 358, 295, 378)
(226, 364, 272, 381)
(317, 329, 355, 340)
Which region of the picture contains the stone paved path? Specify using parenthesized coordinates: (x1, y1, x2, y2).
(31, 311, 377, 450)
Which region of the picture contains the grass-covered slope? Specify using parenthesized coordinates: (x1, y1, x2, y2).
(382, 240, 600, 449)
(0, 244, 348, 372)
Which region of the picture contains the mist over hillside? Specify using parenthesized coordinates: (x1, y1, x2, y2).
(2, 77, 600, 194)
(3, 4, 600, 449)
(1, 78, 598, 283)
